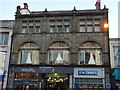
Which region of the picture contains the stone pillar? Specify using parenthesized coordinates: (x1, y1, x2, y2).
(70, 52, 78, 64)
(7, 69, 15, 88)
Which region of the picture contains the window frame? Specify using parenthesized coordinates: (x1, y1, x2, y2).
(0, 32, 9, 46)
(50, 25, 55, 32)
(64, 25, 69, 32)
(79, 42, 102, 65)
(48, 42, 70, 65)
(35, 26, 40, 33)
(18, 43, 39, 65)
(29, 26, 34, 33)
(57, 25, 62, 32)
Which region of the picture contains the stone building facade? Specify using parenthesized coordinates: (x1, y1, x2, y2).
(7, 3, 111, 89)
(0, 20, 14, 89)
(110, 38, 120, 89)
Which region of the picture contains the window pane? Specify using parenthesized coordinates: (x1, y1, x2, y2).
(80, 52, 85, 64)
(80, 26, 85, 32)
(80, 50, 101, 65)
(64, 25, 69, 32)
(21, 50, 29, 64)
(29, 27, 33, 33)
(114, 47, 120, 67)
(20, 50, 39, 64)
(0, 33, 3, 45)
(22, 27, 27, 33)
(57, 26, 62, 32)
(80, 21, 85, 25)
(35, 26, 40, 33)
(4, 33, 9, 45)
(87, 26, 93, 32)
(94, 20, 100, 24)
(0, 52, 6, 68)
(20, 42, 39, 49)
(94, 26, 100, 32)
(49, 50, 69, 64)
(50, 26, 55, 32)
(32, 50, 39, 64)
(0, 33, 9, 45)
(87, 21, 92, 24)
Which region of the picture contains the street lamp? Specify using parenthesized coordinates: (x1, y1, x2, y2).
(104, 23, 109, 28)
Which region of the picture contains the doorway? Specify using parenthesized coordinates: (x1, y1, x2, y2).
(46, 73, 69, 89)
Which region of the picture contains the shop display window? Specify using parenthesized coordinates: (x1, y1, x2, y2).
(18, 42, 39, 64)
(48, 42, 70, 65)
(15, 73, 38, 81)
(79, 42, 102, 65)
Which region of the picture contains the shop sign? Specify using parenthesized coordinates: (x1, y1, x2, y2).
(14, 67, 39, 73)
(78, 70, 98, 76)
(74, 68, 104, 78)
(21, 68, 35, 73)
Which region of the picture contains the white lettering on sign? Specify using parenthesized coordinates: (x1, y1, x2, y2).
(21, 68, 35, 73)
(78, 70, 98, 76)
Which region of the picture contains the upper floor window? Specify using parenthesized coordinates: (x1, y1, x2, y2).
(29, 26, 33, 33)
(80, 19, 85, 25)
(48, 42, 70, 65)
(57, 25, 62, 32)
(35, 26, 40, 33)
(79, 42, 102, 65)
(18, 42, 39, 64)
(87, 25, 93, 32)
(94, 19, 100, 24)
(0, 32, 9, 45)
(113, 46, 120, 67)
(80, 26, 85, 32)
(87, 19, 93, 24)
(22, 27, 27, 33)
(94, 25, 100, 32)
(15, 73, 38, 81)
(50, 26, 55, 32)
(64, 25, 69, 32)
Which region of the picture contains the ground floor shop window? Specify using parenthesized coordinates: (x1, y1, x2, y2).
(75, 78, 103, 84)
(74, 78, 103, 89)
(15, 73, 38, 81)
(46, 73, 69, 89)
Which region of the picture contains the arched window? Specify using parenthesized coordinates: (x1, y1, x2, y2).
(79, 42, 102, 65)
(18, 42, 39, 64)
(48, 42, 70, 65)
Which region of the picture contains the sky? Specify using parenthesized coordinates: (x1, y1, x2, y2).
(0, 0, 119, 38)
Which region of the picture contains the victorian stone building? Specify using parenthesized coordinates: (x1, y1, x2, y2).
(7, 2, 111, 89)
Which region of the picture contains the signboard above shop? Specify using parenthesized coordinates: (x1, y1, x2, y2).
(78, 70, 98, 76)
(74, 68, 104, 78)
(14, 66, 74, 73)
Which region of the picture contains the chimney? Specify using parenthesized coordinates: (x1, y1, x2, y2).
(24, 3, 28, 9)
(16, 6, 21, 12)
(95, 0, 101, 9)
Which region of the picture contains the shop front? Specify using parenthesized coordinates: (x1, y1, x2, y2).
(74, 67, 105, 90)
(13, 66, 74, 89)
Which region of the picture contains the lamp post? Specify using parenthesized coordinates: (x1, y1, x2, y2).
(103, 22, 110, 90)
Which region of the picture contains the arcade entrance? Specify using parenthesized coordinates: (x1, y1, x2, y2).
(46, 73, 69, 89)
